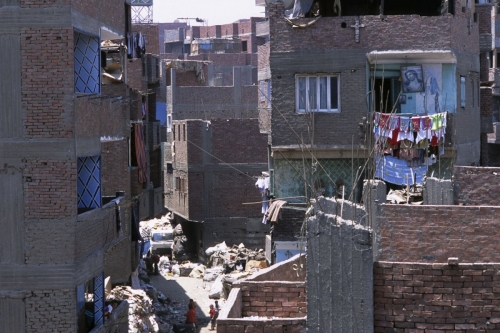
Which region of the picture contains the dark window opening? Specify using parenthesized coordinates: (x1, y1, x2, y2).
(311, 0, 448, 17)
(371, 77, 402, 113)
(242, 41, 248, 52)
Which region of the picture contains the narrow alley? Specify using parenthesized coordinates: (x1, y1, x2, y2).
(149, 276, 219, 333)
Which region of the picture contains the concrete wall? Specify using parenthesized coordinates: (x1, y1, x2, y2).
(423, 177, 454, 205)
(307, 197, 373, 332)
(374, 261, 500, 332)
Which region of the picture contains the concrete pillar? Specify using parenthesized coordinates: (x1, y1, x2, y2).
(423, 177, 454, 205)
(307, 197, 373, 333)
(207, 63, 214, 87)
(233, 67, 242, 118)
(362, 180, 386, 261)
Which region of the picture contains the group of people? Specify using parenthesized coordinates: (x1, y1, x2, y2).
(184, 299, 220, 331)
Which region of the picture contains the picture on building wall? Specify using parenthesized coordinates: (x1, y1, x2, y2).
(401, 65, 424, 93)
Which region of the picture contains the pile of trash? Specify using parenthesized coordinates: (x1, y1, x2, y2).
(386, 187, 423, 204)
(205, 242, 266, 272)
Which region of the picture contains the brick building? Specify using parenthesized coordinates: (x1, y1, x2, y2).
(165, 117, 270, 257)
(0, 1, 157, 332)
(262, 0, 481, 203)
(476, 0, 500, 166)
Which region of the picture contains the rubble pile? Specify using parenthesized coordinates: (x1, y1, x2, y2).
(139, 213, 174, 233)
(386, 187, 423, 204)
(205, 242, 266, 272)
(108, 286, 161, 333)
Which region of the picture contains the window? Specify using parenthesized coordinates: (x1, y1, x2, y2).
(74, 31, 100, 94)
(267, 80, 272, 107)
(460, 76, 466, 108)
(174, 176, 186, 192)
(296, 74, 339, 113)
(260, 81, 266, 102)
(77, 155, 101, 214)
(167, 115, 172, 133)
(242, 41, 248, 52)
(183, 124, 186, 141)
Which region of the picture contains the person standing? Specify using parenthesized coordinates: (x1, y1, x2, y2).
(185, 303, 198, 331)
(209, 304, 216, 330)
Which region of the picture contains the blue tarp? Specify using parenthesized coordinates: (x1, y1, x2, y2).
(375, 154, 428, 185)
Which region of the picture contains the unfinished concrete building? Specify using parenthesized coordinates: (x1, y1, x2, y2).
(0, 1, 156, 332)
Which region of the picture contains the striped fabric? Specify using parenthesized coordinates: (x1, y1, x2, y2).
(134, 124, 148, 183)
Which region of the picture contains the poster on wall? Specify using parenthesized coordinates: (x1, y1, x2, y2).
(401, 65, 424, 93)
(417, 64, 443, 115)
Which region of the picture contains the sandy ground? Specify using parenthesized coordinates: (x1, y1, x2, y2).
(150, 275, 223, 333)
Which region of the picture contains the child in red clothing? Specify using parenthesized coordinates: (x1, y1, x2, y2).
(209, 304, 216, 330)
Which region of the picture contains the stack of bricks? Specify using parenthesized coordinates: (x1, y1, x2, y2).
(374, 262, 500, 332)
(240, 281, 306, 318)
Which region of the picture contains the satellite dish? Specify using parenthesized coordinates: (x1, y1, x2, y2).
(265, 0, 295, 10)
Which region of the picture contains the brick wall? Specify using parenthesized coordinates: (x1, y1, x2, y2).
(24, 219, 75, 264)
(101, 140, 130, 197)
(22, 27, 74, 139)
(477, 4, 493, 34)
(267, 2, 479, 156)
(379, 204, 500, 262)
(167, 119, 268, 221)
(71, 0, 125, 34)
(272, 207, 306, 242)
(134, 24, 159, 55)
(127, 58, 146, 91)
(454, 166, 500, 205)
(24, 159, 76, 219)
(374, 261, 500, 332)
(25, 289, 77, 333)
(238, 281, 306, 318)
(76, 202, 118, 261)
(104, 237, 132, 284)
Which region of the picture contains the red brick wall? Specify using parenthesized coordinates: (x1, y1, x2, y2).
(476, 5, 492, 34)
(167, 119, 268, 221)
(480, 87, 493, 117)
(240, 281, 306, 318)
(374, 261, 500, 332)
(134, 24, 159, 55)
(22, 27, 74, 139)
(71, 0, 126, 35)
(24, 159, 76, 219)
(379, 205, 500, 262)
(20, 0, 70, 7)
(454, 166, 500, 205)
(127, 58, 146, 91)
(101, 140, 130, 197)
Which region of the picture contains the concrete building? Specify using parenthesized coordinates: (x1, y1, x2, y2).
(0, 1, 155, 332)
(261, 0, 481, 203)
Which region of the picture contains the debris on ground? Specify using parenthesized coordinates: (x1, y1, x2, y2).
(106, 240, 268, 332)
(386, 187, 423, 204)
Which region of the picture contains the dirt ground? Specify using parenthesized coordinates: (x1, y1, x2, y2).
(150, 275, 224, 333)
